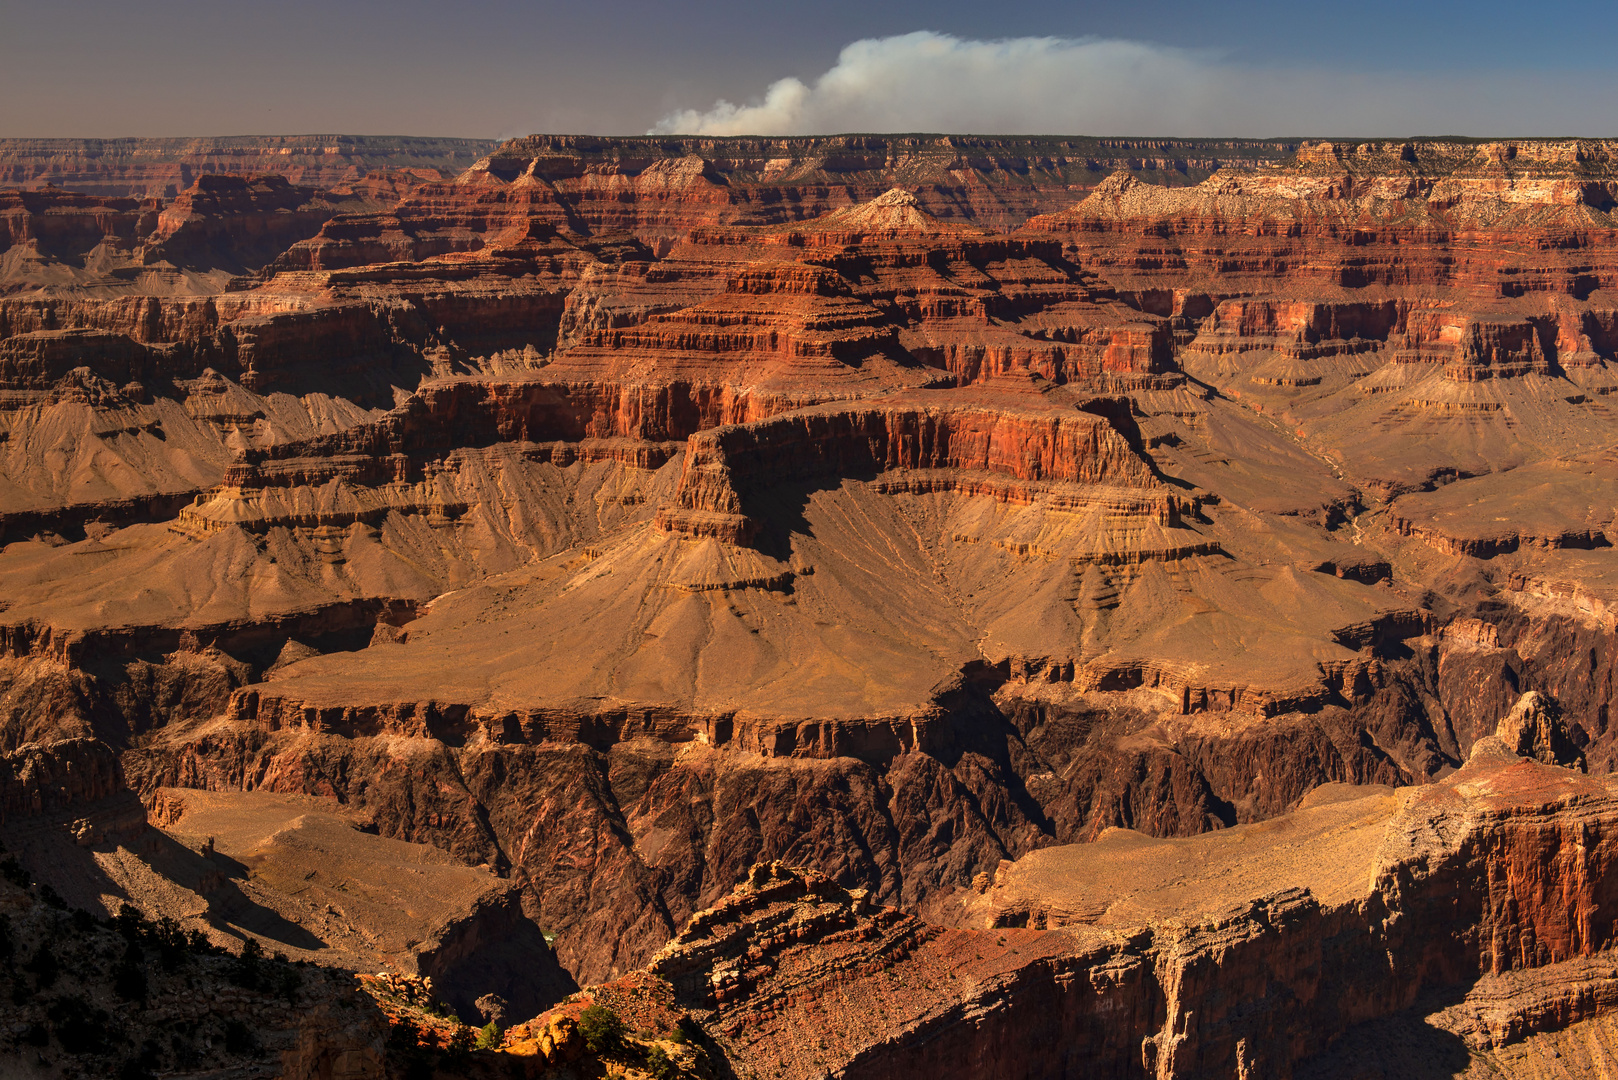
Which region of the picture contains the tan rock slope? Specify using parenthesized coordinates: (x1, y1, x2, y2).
(5, 135, 1618, 1069)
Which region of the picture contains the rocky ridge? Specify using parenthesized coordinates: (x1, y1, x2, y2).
(550, 698, 1618, 1078)
(0, 136, 496, 198)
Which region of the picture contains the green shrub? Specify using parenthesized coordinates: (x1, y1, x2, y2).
(113, 940, 148, 1002)
(476, 1020, 503, 1050)
(113, 903, 147, 940)
(578, 1004, 626, 1053)
(387, 1016, 422, 1051)
(646, 1043, 680, 1080)
(152, 917, 188, 971)
(277, 966, 303, 1005)
(229, 937, 264, 990)
(442, 1024, 475, 1070)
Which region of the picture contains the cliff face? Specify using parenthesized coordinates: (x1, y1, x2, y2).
(579, 709, 1615, 1080)
(262, 135, 1305, 271)
(5, 134, 1618, 1059)
(0, 135, 495, 197)
(0, 737, 123, 824)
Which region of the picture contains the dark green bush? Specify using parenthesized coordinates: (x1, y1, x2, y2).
(646, 1043, 680, 1080)
(578, 1003, 626, 1053)
(277, 965, 303, 1005)
(387, 1016, 422, 1051)
(229, 937, 264, 989)
(441, 1024, 475, 1072)
(151, 916, 188, 971)
(112, 904, 147, 941)
(113, 939, 148, 1002)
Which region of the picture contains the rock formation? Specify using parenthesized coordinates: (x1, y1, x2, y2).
(0, 135, 496, 197)
(533, 699, 1618, 1078)
(5, 133, 1618, 1071)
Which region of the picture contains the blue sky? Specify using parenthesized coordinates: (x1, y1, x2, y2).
(3, 0, 1616, 137)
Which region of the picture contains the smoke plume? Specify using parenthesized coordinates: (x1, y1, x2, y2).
(650, 30, 1615, 137)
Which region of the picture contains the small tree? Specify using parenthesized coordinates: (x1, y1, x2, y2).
(646, 1044, 680, 1080)
(152, 916, 187, 971)
(23, 942, 57, 989)
(577, 1004, 626, 1054)
(113, 903, 147, 940)
(229, 937, 264, 990)
(442, 1025, 475, 1069)
(277, 966, 303, 1006)
(475, 1021, 503, 1050)
(113, 939, 148, 1002)
(387, 1016, 422, 1051)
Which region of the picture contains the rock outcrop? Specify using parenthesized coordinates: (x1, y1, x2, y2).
(552, 705, 1618, 1079)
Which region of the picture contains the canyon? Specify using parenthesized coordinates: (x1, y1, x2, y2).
(3, 133, 1618, 1076)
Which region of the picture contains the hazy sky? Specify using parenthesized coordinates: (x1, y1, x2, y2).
(3, 0, 1618, 138)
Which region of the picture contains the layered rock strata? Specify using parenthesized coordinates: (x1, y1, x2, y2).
(4, 138, 1618, 1048)
(0, 135, 495, 197)
(559, 706, 1617, 1079)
